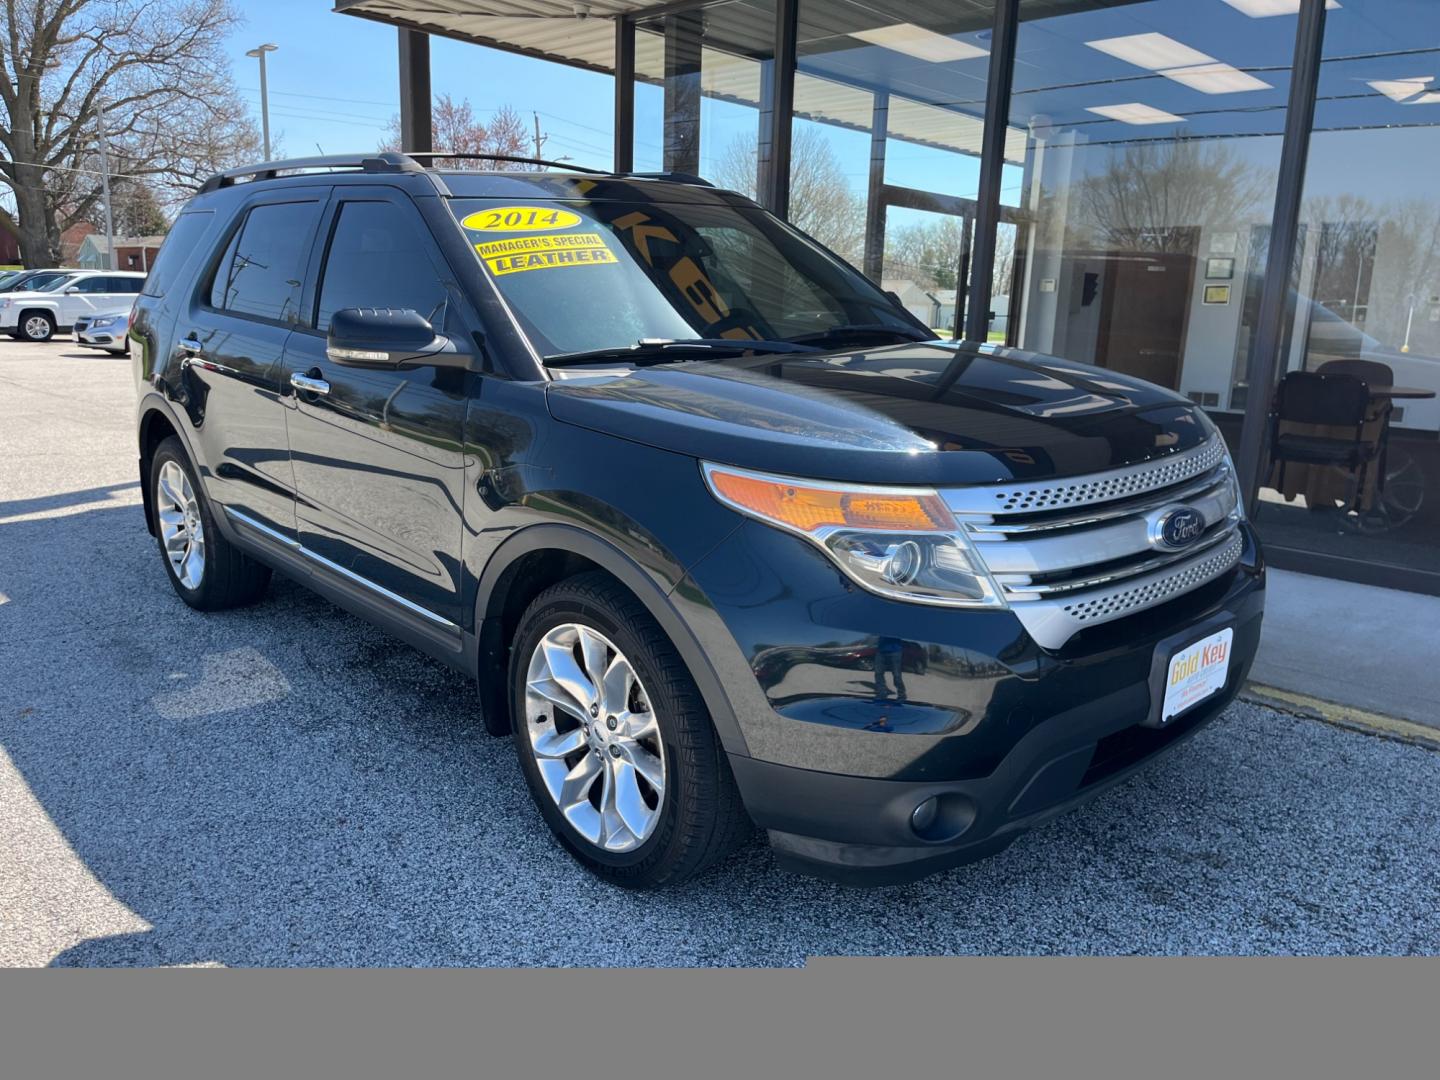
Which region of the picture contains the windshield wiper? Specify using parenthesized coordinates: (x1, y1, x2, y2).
(545, 337, 820, 368)
(784, 324, 935, 348)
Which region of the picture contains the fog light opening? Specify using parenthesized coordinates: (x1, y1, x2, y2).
(909, 792, 978, 843)
(911, 796, 940, 833)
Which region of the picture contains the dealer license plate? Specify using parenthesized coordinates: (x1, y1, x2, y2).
(1160, 627, 1233, 724)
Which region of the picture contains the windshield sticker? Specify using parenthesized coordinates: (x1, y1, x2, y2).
(478, 232, 618, 276)
(462, 206, 582, 232)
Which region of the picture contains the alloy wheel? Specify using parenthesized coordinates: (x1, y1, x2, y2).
(23, 315, 51, 341)
(524, 623, 666, 853)
(156, 460, 206, 590)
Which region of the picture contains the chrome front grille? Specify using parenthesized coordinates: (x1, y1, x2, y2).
(942, 437, 1244, 648)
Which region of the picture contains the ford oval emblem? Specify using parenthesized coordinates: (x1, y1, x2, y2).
(1154, 507, 1206, 551)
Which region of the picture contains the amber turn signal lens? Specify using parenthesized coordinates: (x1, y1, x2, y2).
(706, 469, 954, 534)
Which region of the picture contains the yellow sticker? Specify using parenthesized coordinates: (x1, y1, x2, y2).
(474, 233, 608, 259)
(486, 246, 619, 276)
(462, 206, 582, 233)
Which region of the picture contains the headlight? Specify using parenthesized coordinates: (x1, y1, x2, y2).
(1219, 446, 1247, 522)
(90, 316, 121, 329)
(702, 463, 1004, 608)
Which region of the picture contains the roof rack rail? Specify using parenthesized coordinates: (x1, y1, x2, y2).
(402, 151, 610, 175)
(196, 150, 716, 194)
(198, 152, 423, 193)
(624, 171, 713, 187)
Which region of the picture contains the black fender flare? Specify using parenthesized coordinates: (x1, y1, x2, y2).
(136, 391, 205, 536)
(472, 522, 750, 758)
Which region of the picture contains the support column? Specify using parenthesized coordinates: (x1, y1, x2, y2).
(862, 92, 889, 282)
(965, 0, 1018, 343)
(662, 12, 703, 175)
(757, 0, 798, 215)
(1235, 0, 1328, 513)
(398, 28, 432, 154)
(614, 18, 635, 173)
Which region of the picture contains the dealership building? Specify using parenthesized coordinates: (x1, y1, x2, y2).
(335, 0, 1439, 596)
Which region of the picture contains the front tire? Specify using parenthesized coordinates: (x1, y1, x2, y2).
(149, 437, 271, 610)
(17, 311, 55, 342)
(510, 572, 750, 888)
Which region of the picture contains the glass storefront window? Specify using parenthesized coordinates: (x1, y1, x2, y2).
(631, 1, 778, 188)
(1001, 0, 1295, 402)
(1253, 0, 1440, 581)
(789, 0, 1002, 315)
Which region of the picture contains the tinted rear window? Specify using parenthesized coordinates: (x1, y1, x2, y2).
(209, 201, 321, 322)
(141, 211, 213, 298)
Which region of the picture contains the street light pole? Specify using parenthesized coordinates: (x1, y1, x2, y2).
(96, 97, 115, 271)
(246, 43, 279, 160)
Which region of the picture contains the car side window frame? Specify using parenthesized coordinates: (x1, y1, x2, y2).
(193, 186, 331, 329)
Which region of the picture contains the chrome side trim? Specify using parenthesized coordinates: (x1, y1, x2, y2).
(224, 506, 459, 631)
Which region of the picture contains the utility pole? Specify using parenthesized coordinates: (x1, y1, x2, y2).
(533, 112, 545, 160)
(246, 43, 279, 160)
(96, 97, 115, 271)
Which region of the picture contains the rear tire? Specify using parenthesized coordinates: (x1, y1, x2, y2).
(509, 571, 750, 888)
(17, 311, 55, 342)
(149, 437, 271, 610)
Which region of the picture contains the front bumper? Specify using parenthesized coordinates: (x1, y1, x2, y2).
(679, 517, 1265, 885)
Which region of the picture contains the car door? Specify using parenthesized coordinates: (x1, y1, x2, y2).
(177, 188, 328, 540)
(280, 188, 469, 627)
(59, 275, 113, 324)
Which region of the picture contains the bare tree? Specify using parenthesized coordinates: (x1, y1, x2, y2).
(713, 125, 864, 267)
(381, 97, 541, 169)
(1, 0, 260, 266)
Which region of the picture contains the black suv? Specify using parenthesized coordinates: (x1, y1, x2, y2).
(131, 153, 1264, 888)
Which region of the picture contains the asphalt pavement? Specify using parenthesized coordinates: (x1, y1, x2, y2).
(2, 339, 1438, 965)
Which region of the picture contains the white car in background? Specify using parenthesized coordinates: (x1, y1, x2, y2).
(73, 309, 132, 355)
(0, 270, 145, 342)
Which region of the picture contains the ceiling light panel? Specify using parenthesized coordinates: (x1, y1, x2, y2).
(849, 23, 989, 64)
(1368, 77, 1434, 103)
(1085, 102, 1186, 125)
(1162, 62, 1272, 94)
(1220, 0, 1340, 17)
(1085, 32, 1215, 70)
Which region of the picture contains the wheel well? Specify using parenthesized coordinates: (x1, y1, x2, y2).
(137, 409, 181, 535)
(476, 548, 614, 736)
(16, 307, 56, 328)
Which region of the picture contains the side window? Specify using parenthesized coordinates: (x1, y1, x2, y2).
(315, 200, 449, 332)
(73, 276, 111, 294)
(117, 277, 144, 294)
(209, 200, 322, 323)
(142, 211, 213, 298)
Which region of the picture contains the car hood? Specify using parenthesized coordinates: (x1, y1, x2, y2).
(544, 341, 1217, 486)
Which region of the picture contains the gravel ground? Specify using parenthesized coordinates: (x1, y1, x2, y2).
(2, 340, 1439, 965)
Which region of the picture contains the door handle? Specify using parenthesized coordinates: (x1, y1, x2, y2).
(180, 337, 202, 354)
(291, 372, 331, 396)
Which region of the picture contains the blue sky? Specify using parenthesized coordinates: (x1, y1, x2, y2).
(227, 1, 621, 169)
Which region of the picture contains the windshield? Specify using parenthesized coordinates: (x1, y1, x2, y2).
(450, 197, 922, 359)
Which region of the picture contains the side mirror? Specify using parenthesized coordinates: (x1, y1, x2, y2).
(64, 286, 80, 294)
(325, 307, 464, 369)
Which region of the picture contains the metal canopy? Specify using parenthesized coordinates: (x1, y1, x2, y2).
(333, 0, 1026, 161)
